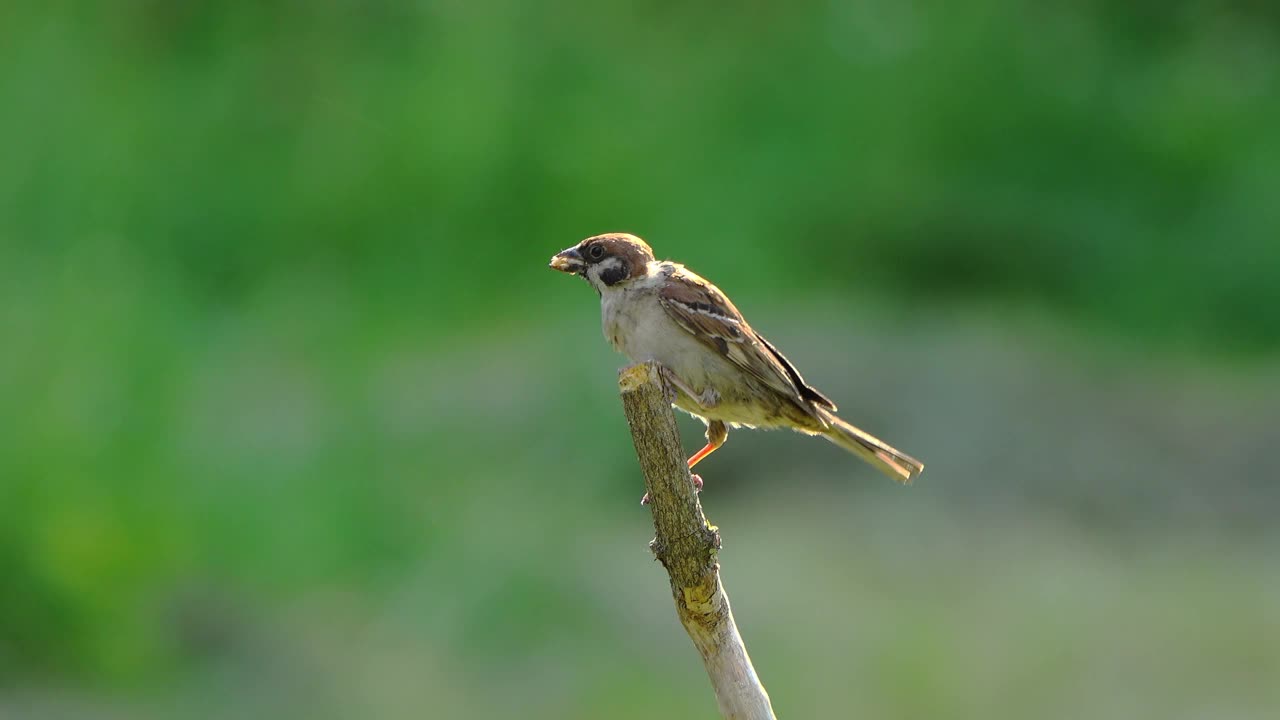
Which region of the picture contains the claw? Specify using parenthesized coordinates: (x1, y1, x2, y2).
(640, 473, 704, 505)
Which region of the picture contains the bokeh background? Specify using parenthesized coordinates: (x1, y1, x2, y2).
(3, 1, 1278, 718)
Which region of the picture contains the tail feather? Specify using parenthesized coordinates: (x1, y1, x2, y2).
(819, 411, 924, 484)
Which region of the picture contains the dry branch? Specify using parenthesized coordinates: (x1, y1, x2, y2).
(618, 362, 776, 720)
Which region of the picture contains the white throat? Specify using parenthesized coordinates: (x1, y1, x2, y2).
(584, 257, 624, 293)
(587, 258, 664, 295)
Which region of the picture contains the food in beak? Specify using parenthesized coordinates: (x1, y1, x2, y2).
(549, 249, 584, 274)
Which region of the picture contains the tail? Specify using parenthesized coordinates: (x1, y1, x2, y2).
(819, 410, 924, 484)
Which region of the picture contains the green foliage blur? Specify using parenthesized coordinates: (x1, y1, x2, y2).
(2, 1, 1277, 718)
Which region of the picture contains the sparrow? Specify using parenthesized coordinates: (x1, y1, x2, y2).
(549, 232, 924, 487)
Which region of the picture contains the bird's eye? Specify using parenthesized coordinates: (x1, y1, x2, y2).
(588, 244, 606, 260)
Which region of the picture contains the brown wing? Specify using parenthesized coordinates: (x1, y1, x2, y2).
(657, 266, 836, 415)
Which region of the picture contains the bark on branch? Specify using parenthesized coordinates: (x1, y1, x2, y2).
(617, 362, 777, 720)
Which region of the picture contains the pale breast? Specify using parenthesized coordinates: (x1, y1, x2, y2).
(601, 286, 666, 358)
(598, 274, 804, 430)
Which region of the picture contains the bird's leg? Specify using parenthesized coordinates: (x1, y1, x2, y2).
(640, 421, 724, 506)
(641, 369, 722, 506)
(656, 365, 720, 409)
(687, 419, 727, 469)
(660, 363, 691, 404)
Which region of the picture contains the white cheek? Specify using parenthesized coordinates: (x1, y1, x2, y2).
(585, 265, 606, 291)
(586, 257, 624, 291)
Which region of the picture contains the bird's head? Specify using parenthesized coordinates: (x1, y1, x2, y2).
(549, 233, 656, 293)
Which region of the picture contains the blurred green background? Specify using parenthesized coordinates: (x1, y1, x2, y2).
(2, 1, 1278, 718)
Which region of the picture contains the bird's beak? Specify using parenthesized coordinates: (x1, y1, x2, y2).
(549, 247, 585, 275)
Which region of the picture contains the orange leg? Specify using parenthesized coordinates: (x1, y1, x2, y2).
(687, 442, 719, 468)
(687, 420, 728, 469)
(641, 420, 726, 506)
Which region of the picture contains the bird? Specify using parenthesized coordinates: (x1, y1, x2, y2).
(549, 232, 924, 488)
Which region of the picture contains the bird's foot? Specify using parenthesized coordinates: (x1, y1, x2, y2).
(640, 473, 704, 505)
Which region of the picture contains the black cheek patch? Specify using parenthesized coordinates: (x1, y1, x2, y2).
(600, 261, 630, 286)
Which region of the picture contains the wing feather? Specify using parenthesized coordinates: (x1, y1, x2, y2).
(657, 267, 834, 415)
